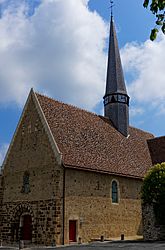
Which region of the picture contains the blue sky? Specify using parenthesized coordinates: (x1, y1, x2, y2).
(0, 0, 165, 165)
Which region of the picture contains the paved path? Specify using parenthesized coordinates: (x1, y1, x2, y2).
(57, 241, 165, 250)
(2, 241, 165, 250)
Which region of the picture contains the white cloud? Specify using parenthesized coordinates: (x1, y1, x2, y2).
(0, 143, 9, 166)
(0, 0, 107, 110)
(130, 107, 144, 118)
(157, 103, 165, 115)
(121, 35, 165, 111)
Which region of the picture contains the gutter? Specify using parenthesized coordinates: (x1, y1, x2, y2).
(64, 163, 144, 180)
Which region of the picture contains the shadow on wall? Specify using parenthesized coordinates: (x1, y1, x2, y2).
(137, 218, 143, 236)
(142, 203, 165, 241)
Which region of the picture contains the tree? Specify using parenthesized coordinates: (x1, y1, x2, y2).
(141, 162, 165, 204)
(141, 162, 165, 224)
(143, 0, 165, 40)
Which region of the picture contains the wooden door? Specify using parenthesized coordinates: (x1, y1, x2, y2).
(22, 215, 32, 241)
(69, 220, 77, 242)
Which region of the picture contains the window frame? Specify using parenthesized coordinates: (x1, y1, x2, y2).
(111, 179, 119, 204)
(22, 171, 30, 194)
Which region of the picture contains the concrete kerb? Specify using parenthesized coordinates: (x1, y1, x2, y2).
(3, 240, 165, 250)
(12, 242, 152, 250)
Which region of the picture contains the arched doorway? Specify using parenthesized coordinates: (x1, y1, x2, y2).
(11, 204, 34, 243)
(20, 214, 32, 241)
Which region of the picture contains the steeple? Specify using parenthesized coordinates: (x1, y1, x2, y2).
(103, 15, 130, 137)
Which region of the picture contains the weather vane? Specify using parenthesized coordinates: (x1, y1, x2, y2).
(110, 0, 114, 17)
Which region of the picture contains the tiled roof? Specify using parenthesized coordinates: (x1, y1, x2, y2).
(36, 93, 154, 179)
(147, 136, 165, 165)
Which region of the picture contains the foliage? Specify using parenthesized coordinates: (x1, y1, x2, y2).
(141, 162, 165, 204)
(143, 0, 165, 40)
(154, 202, 165, 225)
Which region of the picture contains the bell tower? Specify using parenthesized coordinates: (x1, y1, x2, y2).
(103, 13, 130, 137)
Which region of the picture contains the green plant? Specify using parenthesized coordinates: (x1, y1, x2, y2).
(143, 0, 165, 40)
(141, 162, 165, 204)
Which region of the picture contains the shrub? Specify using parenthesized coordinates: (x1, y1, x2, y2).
(141, 162, 165, 224)
(141, 162, 165, 204)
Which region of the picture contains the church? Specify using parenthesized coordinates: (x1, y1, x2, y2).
(0, 14, 165, 246)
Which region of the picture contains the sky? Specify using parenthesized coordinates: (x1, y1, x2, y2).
(0, 0, 165, 166)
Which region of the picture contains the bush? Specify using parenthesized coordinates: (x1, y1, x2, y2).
(141, 162, 165, 204)
(141, 162, 165, 225)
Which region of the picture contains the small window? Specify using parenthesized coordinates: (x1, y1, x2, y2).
(22, 172, 30, 194)
(112, 180, 118, 203)
(27, 123, 32, 134)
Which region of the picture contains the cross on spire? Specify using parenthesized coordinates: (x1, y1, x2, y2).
(110, 0, 114, 17)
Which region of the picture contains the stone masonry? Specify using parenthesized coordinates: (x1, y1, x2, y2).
(0, 95, 64, 245)
(64, 168, 143, 244)
(0, 91, 154, 245)
(142, 203, 165, 241)
(0, 173, 4, 239)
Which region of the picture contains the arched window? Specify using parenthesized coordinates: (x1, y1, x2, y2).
(112, 180, 118, 203)
(22, 172, 30, 194)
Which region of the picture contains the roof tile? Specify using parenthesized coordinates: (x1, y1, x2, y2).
(147, 136, 165, 165)
(36, 93, 154, 179)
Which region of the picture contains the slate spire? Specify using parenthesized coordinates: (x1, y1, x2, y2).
(103, 15, 130, 137)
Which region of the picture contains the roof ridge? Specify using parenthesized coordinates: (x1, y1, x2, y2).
(129, 125, 154, 137)
(35, 90, 154, 178)
(98, 114, 154, 137)
(35, 91, 100, 118)
(35, 91, 154, 137)
(148, 135, 165, 140)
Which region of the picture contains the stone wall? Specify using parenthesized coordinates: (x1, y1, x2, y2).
(1, 92, 147, 246)
(64, 168, 143, 244)
(1, 200, 60, 245)
(0, 173, 4, 239)
(1, 95, 64, 245)
(142, 203, 165, 240)
(0, 173, 3, 205)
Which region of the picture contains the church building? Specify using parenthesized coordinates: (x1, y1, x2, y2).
(0, 14, 164, 246)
